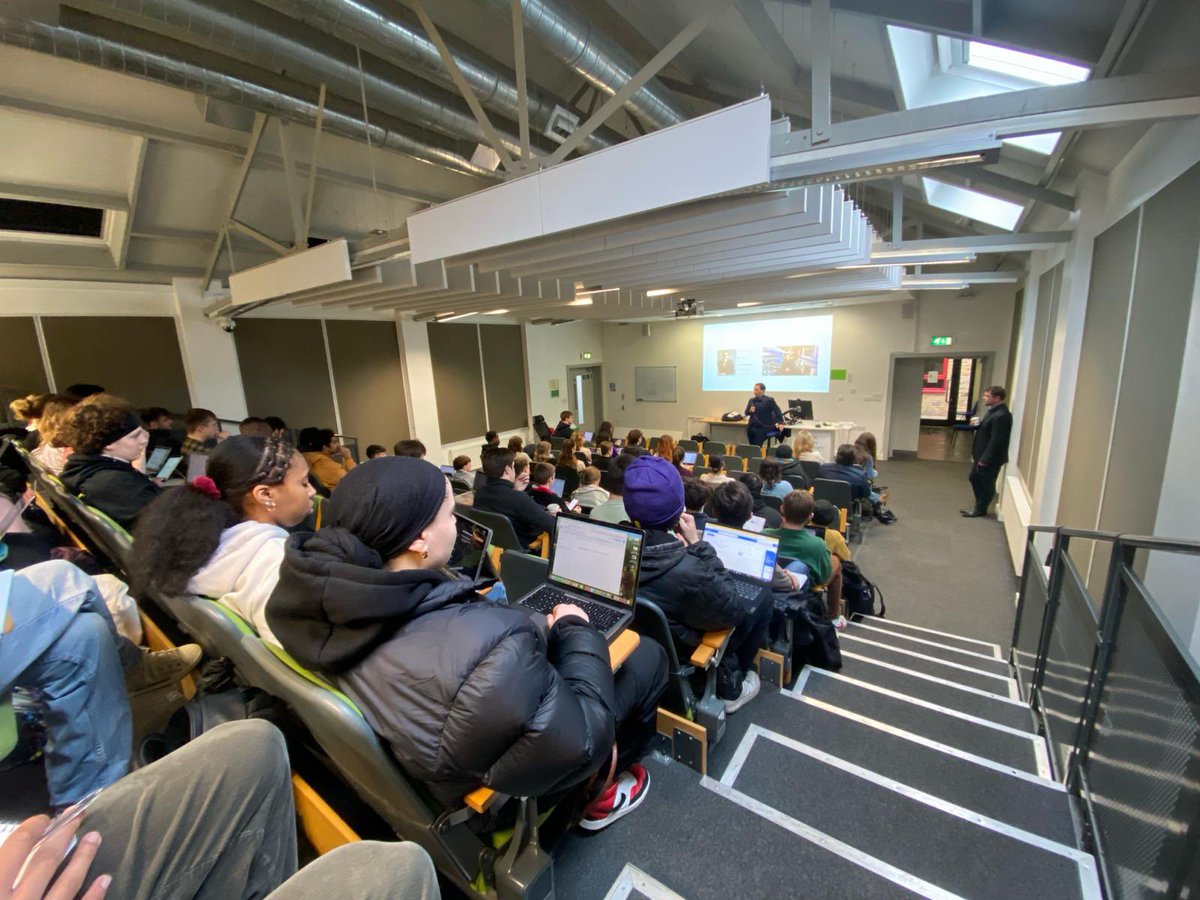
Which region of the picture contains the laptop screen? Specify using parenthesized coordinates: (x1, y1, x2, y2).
(551, 477, 565, 496)
(549, 514, 643, 608)
(683, 451, 697, 465)
(156, 456, 183, 481)
(583, 431, 593, 442)
(145, 446, 170, 474)
(440, 464, 455, 476)
(703, 522, 779, 584)
(186, 453, 208, 483)
(448, 514, 496, 583)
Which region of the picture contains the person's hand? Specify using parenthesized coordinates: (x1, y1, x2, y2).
(675, 511, 700, 546)
(339, 446, 352, 460)
(785, 569, 803, 591)
(0, 815, 110, 900)
(217, 431, 230, 442)
(545, 603, 589, 626)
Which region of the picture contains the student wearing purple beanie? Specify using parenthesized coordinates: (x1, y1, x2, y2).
(622, 456, 771, 714)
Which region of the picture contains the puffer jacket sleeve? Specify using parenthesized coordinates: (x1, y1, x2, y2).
(483, 618, 616, 797)
(89, 468, 162, 529)
(676, 541, 752, 632)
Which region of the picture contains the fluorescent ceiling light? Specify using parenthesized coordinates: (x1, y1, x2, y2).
(966, 42, 1090, 87)
(646, 288, 677, 297)
(436, 312, 474, 322)
(836, 254, 975, 269)
(772, 146, 1000, 188)
(922, 178, 1023, 230)
(484, 308, 509, 315)
(569, 297, 594, 306)
(736, 301, 762, 308)
(902, 281, 968, 290)
(574, 286, 620, 297)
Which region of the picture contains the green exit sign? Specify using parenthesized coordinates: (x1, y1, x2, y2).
(930, 336, 954, 347)
(580, 351, 593, 360)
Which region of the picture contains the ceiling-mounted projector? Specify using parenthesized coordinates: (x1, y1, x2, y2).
(675, 297, 703, 318)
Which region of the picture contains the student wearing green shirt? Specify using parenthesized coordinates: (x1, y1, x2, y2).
(766, 490, 847, 628)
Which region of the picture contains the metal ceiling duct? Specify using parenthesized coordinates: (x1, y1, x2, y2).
(66, 0, 527, 159)
(495, 0, 688, 130)
(253, 0, 615, 153)
(0, 16, 499, 181)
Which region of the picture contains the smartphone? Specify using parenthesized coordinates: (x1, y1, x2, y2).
(566, 499, 580, 512)
(13, 789, 103, 888)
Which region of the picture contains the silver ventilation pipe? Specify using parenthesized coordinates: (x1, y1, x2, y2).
(65, 0, 526, 159)
(0, 16, 499, 181)
(496, 0, 688, 130)
(253, 0, 616, 153)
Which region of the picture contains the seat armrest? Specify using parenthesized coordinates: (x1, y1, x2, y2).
(608, 630, 640, 671)
(465, 786, 500, 814)
(689, 628, 733, 668)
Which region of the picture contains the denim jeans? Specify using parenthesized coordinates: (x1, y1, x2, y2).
(0, 560, 132, 807)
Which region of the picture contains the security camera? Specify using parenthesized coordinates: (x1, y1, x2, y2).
(216, 317, 236, 333)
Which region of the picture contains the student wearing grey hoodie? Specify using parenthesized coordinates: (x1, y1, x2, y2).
(129, 436, 315, 644)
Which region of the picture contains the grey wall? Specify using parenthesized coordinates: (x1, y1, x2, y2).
(325, 321, 410, 450)
(427, 323, 486, 444)
(479, 323, 528, 432)
(234, 319, 337, 430)
(1015, 263, 1062, 492)
(888, 357, 927, 456)
(0, 317, 50, 412)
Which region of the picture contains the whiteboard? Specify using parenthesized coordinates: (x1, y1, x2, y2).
(635, 366, 677, 403)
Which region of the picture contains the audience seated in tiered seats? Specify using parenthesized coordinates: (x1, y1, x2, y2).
(0, 559, 200, 810)
(594, 421, 615, 446)
(699, 455, 733, 486)
(63, 384, 105, 402)
(569, 432, 591, 464)
(366, 444, 388, 459)
(708, 481, 801, 593)
(759, 459, 791, 501)
(591, 440, 613, 472)
(622, 429, 646, 456)
(654, 435, 677, 465)
(766, 490, 846, 628)
(622, 456, 769, 713)
(506, 435, 525, 454)
(130, 436, 315, 646)
(393, 439, 427, 459)
(482, 431, 500, 454)
(140, 406, 180, 458)
(30, 394, 77, 476)
(472, 448, 555, 548)
(533, 441, 554, 464)
(238, 416, 273, 439)
(298, 428, 356, 491)
(558, 441, 584, 473)
(9, 393, 51, 452)
(772, 443, 803, 479)
(527, 462, 564, 511)
(0, 719, 440, 899)
(60, 397, 161, 530)
(818, 444, 872, 502)
(590, 454, 633, 524)
(670, 446, 693, 478)
(812, 499, 852, 561)
(450, 455, 475, 491)
(683, 478, 712, 534)
(180, 408, 227, 466)
(266, 457, 668, 828)
(553, 410, 575, 439)
(794, 430, 824, 463)
(572, 466, 609, 509)
(265, 415, 288, 438)
(742, 473, 783, 529)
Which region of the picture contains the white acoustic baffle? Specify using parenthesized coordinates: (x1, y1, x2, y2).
(229, 238, 352, 305)
(408, 97, 772, 264)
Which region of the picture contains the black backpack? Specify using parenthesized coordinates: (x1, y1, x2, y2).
(841, 560, 885, 619)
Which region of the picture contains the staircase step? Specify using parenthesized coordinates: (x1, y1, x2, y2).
(712, 690, 1075, 844)
(840, 635, 1018, 698)
(846, 621, 1012, 675)
(854, 617, 1003, 657)
(796, 671, 1049, 776)
(725, 727, 1096, 900)
(829, 655, 1035, 730)
(553, 753, 926, 899)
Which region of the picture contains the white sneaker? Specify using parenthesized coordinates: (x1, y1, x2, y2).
(724, 669, 761, 714)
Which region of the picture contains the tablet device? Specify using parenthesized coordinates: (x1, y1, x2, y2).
(156, 456, 184, 481)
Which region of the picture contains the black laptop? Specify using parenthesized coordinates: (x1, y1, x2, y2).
(448, 513, 498, 587)
(514, 513, 644, 642)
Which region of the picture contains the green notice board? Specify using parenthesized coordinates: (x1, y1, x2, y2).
(830, 368, 848, 381)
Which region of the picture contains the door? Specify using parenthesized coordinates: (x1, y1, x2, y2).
(920, 357, 980, 427)
(566, 366, 602, 429)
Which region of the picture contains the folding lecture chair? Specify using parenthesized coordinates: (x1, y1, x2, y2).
(799, 460, 823, 482)
(812, 479, 854, 537)
(722, 455, 748, 473)
(734, 443, 763, 460)
(677, 440, 699, 453)
(745, 457, 763, 475)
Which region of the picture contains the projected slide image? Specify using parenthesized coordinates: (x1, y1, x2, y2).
(702, 315, 833, 392)
(763, 344, 819, 377)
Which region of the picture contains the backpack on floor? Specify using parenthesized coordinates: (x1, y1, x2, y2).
(841, 560, 885, 619)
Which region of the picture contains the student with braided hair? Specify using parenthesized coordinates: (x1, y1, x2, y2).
(129, 435, 315, 644)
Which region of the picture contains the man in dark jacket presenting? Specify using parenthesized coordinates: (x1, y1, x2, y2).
(962, 385, 1013, 518)
(744, 382, 784, 447)
(267, 457, 668, 831)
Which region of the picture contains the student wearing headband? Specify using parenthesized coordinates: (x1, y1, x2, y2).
(130, 436, 314, 645)
(60, 398, 161, 530)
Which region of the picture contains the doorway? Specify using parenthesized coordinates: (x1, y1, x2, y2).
(565, 366, 603, 432)
(919, 356, 982, 461)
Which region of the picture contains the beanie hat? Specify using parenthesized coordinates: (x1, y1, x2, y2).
(623, 455, 685, 528)
(775, 444, 793, 459)
(812, 499, 839, 528)
(327, 457, 447, 559)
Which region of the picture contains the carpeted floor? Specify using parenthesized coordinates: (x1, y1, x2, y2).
(853, 457, 1018, 647)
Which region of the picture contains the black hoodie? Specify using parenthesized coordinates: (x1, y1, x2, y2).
(267, 528, 617, 807)
(60, 453, 161, 530)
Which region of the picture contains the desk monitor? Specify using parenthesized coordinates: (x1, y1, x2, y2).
(552, 477, 565, 496)
(789, 399, 814, 420)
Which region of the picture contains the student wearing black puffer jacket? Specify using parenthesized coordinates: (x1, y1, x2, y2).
(59, 400, 161, 530)
(623, 456, 771, 715)
(267, 457, 667, 831)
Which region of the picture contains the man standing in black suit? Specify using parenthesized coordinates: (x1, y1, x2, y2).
(744, 382, 785, 447)
(962, 385, 1013, 518)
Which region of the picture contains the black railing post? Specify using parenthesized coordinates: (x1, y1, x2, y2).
(1030, 529, 1069, 701)
(1065, 537, 1136, 794)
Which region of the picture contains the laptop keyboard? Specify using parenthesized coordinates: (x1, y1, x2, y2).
(731, 578, 768, 604)
(520, 585, 625, 634)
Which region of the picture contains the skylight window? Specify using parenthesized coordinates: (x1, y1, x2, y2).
(923, 179, 1024, 230)
(966, 43, 1090, 87)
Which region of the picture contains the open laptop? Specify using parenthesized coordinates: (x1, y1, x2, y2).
(145, 446, 171, 475)
(702, 522, 782, 603)
(514, 513, 644, 642)
(440, 464, 455, 477)
(156, 455, 184, 481)
(551, 477, 565, 496)
(683, 451, 698, 465)
(583, 431, 593, 443)
(185, 453, 209, 484)
(447, 513, 498, 586)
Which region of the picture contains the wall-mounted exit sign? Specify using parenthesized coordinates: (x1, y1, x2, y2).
(930, 336, 953, 347)
(580, 351, 593, 360)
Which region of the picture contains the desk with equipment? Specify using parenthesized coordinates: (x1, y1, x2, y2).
(685, 416, 856, 457)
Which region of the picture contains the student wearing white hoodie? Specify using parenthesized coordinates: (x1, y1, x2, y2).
(129, 435, 315, 645)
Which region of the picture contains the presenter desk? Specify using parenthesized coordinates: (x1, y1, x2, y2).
(686, 416, 856, 459)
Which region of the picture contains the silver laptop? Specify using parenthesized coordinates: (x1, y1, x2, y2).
(703, 522, 782, 601)
(515, 513, 644, 642)
(186, 453, 209, 483)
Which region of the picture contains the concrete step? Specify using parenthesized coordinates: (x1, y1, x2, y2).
(852, 616, 1004, 658)
(846, 620, 1012, 676)
(839, 633, 1019, 698)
